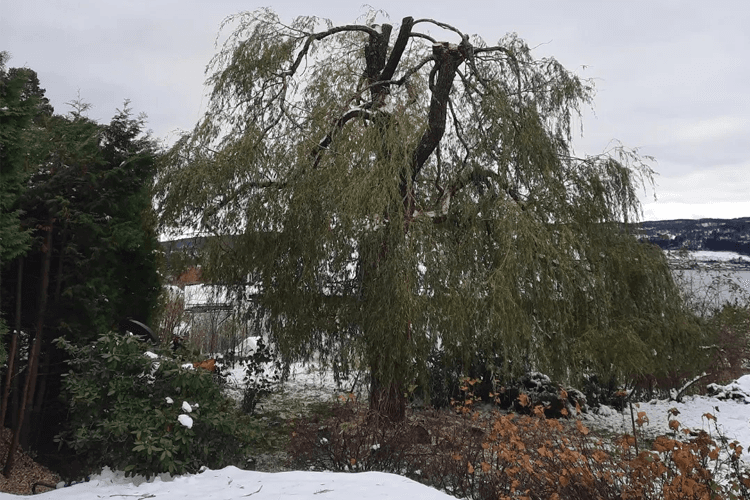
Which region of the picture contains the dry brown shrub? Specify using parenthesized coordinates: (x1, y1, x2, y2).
(288, 389, 750, 500)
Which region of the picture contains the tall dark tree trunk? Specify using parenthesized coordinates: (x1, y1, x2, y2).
(30, 348, 51, 449)
(361, 227, 411, 422)
(4, 223, 52, 477)
(369, 365, 406, 422)
(0, 257, 23, 428)
(366, 42, 463, 423)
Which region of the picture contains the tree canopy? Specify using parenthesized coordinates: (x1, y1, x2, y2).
(0, 90, 162, 453)
(13, 100, 162, 342)
(0, 53, 50, 281)
(157, 9, 703, 418)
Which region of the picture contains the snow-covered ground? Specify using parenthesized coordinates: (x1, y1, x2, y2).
(9, 466, 453, 499)
(686, 251, 750, 263)
(582, 375, 750, 464)
(220, 352, 364, 419)
(3, 356, 748, 499)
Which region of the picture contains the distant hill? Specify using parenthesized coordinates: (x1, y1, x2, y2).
(637, 217, 750, 256)
(160, 217, 750, 274)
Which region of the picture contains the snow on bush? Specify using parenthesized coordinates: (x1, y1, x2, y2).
(706, 374, 750, 403)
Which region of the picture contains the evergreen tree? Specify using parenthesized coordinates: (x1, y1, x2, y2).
(1, 98, 161, 452)
(157, 10, 703, 419)
(0, 53, 52, 367)
(15, 100, 161, 343)
(0, 55, 48, 302)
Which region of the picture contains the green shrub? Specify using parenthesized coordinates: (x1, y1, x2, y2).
(55, 331, 264, 478)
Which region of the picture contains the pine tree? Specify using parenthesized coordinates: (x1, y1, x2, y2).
(157, 10, 704, 419)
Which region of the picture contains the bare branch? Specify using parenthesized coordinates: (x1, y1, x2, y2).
(286, 24, 380, 78)
(413, 18, 466, 40)
(474, 45, 517, 57)
(409, 32, 437, 44)
(447, 97, 471, 166)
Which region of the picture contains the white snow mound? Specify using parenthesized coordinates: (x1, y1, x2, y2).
(27, 466, 456, 500)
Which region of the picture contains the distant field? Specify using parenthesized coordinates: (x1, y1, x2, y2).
(676, 250, 750, 263)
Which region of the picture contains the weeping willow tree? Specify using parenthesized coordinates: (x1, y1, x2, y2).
(157, 9, 703, 419)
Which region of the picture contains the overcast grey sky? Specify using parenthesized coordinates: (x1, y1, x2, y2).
(2, 1, 748, 221)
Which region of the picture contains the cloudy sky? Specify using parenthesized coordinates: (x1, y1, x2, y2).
(3, 0, 748, 221)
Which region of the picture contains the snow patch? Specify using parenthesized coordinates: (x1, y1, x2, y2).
(177, 414, 193, 429)
(51, 466, 456, 499)
(236, 336, 259, 356)
(595, 404, 617, 417)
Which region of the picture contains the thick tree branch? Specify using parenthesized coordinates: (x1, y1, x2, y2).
(364, 25, 392, 82)
(364, 24, 393, 105)
(398, 41, 467, 223)
(411, 42, 466, 179)
(380, 17, 415, 82)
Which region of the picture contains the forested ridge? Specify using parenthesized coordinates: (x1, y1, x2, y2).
(638, 217, 750, 258)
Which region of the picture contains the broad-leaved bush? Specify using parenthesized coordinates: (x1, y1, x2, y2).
(55, 332, 263, 478)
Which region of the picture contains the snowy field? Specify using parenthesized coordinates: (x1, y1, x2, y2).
(687, 251, 750, 263)
(582, 376, 750, 464)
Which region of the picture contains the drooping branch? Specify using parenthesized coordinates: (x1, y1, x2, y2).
(311, 107, 373, 168)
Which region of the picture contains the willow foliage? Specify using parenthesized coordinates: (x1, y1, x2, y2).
(157, 9, 703, 408)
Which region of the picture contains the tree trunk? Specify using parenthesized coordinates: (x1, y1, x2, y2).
(4, 223, 52, 477)
(369, 369, 406, 423)
(0, 257, 23, 428)
(30, 348, 51, 449)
